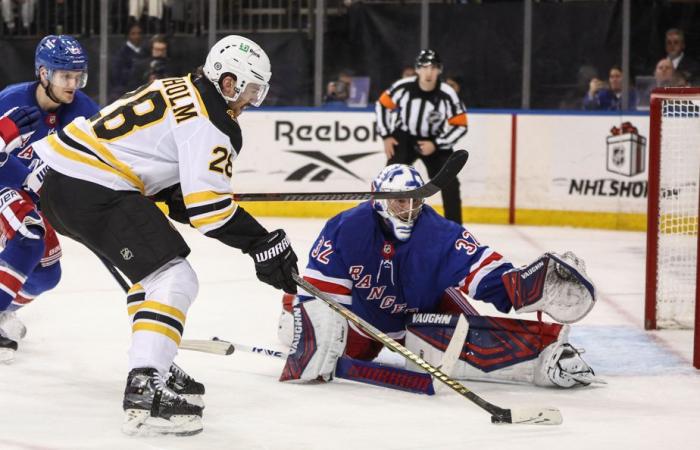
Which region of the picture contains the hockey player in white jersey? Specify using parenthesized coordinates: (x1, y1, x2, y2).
(33, 35, 299, 436)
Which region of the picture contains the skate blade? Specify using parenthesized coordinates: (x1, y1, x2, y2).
(182, 394, 205, 409)
(0, 320, 27, 341)
(0, 348, 16, 364)
(122, 409, 203, 437)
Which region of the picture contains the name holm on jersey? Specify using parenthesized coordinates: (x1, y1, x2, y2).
(162, 77, 198, 124)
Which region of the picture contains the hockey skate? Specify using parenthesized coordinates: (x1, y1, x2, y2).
(167, 362, 206, 408)
(0, 334, 17, 363)
(122, 367, 203, 437)
(0, 311, 27, 342)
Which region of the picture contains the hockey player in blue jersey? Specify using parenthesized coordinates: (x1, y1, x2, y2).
(279, 164, 599, 391)
(0, 35, 98, 360)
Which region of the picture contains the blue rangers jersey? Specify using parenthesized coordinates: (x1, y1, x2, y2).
(299, 202, 515, 338)
(0, 81, 98, 190)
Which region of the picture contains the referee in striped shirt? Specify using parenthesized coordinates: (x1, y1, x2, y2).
(375, 49, 468, 224)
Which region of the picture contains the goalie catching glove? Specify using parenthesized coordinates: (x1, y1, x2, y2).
(246, 229, 298, 294)
(502, 251, 596, 323)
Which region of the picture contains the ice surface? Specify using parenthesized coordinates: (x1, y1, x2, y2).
(1, 218, 698, 450)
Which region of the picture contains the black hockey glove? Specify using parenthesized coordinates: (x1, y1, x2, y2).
(247, 229, 298, 294)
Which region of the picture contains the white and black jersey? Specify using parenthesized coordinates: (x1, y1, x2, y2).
(34, 75, 267, 249)
(375, 76, 468, 149)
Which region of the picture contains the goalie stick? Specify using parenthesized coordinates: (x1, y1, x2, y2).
(231, 149, 469, 202)
(433, 314, 469, 393)
(293, 273, 563, 426)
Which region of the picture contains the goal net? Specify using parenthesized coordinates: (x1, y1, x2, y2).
(644, 87, 700, 369)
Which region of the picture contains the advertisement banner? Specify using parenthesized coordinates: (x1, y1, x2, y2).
(517, 114, 650, 214)
(233, 110, 649, 228)
(235, 111, 512, 209)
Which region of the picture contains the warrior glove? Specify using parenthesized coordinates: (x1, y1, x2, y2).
(247, 229, 298, 294)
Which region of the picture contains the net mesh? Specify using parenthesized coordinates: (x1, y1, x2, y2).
(656, 98, 700, 328)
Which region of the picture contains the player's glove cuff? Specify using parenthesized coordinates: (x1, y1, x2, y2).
(247, 229, 299, 294)
(0, 116, 20, 151)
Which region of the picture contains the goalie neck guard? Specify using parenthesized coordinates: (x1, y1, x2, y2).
(371, 164, 425, 242)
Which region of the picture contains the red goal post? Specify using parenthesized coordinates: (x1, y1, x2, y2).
(644, 87, 700, 369)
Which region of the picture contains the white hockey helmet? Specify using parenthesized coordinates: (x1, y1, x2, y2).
(203, 35, 271, 107)
(371, 164, 425, 241)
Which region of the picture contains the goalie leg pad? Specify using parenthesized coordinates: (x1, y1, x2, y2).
(406, 315, 599, 388)
(407, 314, 562, 371)
(502, 251, 596, 323)
(277, 293, 295, 346)
(280, 299, 348, 382)
(335, 356, 435, 395)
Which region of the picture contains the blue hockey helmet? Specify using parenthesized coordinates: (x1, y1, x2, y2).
(371, 164, 425, 241)
(35, 35, 88, 88)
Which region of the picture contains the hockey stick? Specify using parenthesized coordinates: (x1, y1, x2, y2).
(96, 254, 131, 292)
(231, 149, 469, 202)
(179, 338, 283, 358)
(179, 337, 436, 395)
(433, 314, 469, 393)
(95, 149, 467, 292)
(293, 273, 563, 425)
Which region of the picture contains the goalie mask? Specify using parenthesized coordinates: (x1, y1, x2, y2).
(203, 35, 271, 107)
(371, 164, 425, 241)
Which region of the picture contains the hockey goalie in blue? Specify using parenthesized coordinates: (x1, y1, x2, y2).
(279, 164, 601, 393)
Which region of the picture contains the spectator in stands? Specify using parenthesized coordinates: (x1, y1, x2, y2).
(445, 74, 464, 98)
(140, 34, 175, 83)
(1, 0, 36, 33)
(401, 66, 416, 78)
(324, 70, 353, 105)
(582, 65, 637, 111)
(129, 0, 172, 31)
(126, 34, 175, 87)
(664, 28, 699, 84)
(109, 22, 147, 101)
(654, 58, 675, 87)
(671, 70, 690, 88)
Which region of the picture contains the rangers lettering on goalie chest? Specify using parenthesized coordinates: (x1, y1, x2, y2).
(347, 242, 414, 315)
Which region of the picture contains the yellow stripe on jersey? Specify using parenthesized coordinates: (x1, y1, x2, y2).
(132, 322, 182, 345)
(128, 283, 144, 295)
(127, 300, 186, 322)
(189, 74, 209, 119)
(189, 203, 237, 229)
(183, 191, 232, 206)
(183, 191, 237, 231)
(47, 134, 140, 189)
(65, 124, 146, 193)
